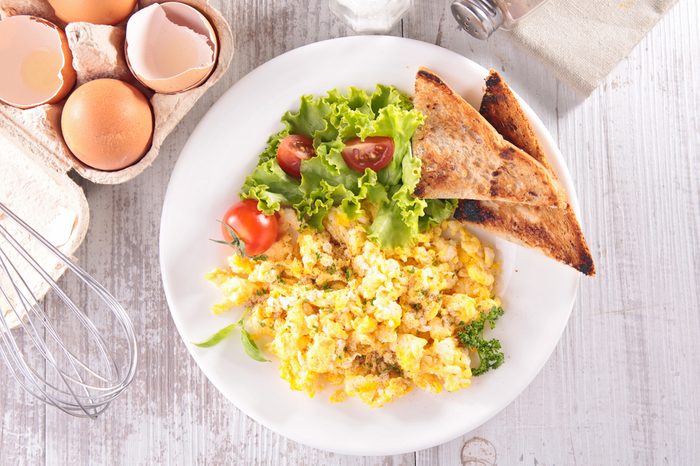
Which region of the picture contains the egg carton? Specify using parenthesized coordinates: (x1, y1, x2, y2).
(0, 0, 234, 184)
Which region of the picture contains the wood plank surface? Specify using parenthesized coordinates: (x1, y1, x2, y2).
(0, 0, 698, 464)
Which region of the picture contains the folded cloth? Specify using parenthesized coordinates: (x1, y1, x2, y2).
(509, 0, 677, 94)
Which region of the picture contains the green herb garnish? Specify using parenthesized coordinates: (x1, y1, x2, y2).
(194, 319, 269, 362)
(193, 324, 237, 348)
(456, 306, 505, 376)
(239, 327, 268, 362)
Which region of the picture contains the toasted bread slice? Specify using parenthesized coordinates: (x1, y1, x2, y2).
(455, 70, 595, 276)
(412, 68, 565, 207)
(480, 70, 551, 172)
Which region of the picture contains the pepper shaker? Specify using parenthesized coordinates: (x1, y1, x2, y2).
(451, 0, 548, 39)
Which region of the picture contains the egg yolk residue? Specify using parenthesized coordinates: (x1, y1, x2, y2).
(207, 208, 501, 407)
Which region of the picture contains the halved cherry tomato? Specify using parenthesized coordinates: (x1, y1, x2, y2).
(277, 135, 314, 178)
(341, 136, 395, 173)
(221, 200, 278, 257)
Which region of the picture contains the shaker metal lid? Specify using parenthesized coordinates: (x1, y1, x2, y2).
(451, 0, 504, 40)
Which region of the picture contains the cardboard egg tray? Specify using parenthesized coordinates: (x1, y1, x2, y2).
(0, 0, 234, 184)
(0, 1, 232, 327)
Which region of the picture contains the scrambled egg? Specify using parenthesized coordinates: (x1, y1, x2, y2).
(207, 208, 501, 407)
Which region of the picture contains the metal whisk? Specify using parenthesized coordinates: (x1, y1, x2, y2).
(0, 202, 137, 418)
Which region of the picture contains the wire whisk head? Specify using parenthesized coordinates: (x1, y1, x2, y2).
(0, 202, 137, 418)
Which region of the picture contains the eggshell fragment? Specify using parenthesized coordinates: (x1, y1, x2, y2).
(61, 79, 153, 171)
(0, 15, 76, 108)
(125, 2, 218, 94)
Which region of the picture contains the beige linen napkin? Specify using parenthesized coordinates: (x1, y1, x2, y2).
(509, 0, 678, 94)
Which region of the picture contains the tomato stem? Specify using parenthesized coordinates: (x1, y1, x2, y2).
(211, 220, 248, 257)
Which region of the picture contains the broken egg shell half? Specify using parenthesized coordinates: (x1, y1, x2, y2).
(0, 16, 76, 109)
(125, 2, 218, 95)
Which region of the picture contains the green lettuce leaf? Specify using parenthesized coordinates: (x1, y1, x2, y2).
(240, 159, 303, 213)
(282, 94, 332, 139)
(239, 84, 456, 248)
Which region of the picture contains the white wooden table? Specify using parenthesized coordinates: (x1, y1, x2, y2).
(2, 1, 699, 464)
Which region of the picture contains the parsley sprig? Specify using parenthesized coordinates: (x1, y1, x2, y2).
(456, 306, 505, 376)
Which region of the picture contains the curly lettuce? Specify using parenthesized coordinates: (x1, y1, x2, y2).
(240, 85, 456, 248)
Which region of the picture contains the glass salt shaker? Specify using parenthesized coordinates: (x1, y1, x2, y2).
(451, 0, 549, 39)
(329, 0, 412, 34)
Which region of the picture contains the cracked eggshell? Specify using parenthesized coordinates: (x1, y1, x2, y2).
(0, 15, 76, 108)
(125, 2, 218, 94)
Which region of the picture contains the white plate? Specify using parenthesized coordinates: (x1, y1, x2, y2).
(160, 36, 580, 456)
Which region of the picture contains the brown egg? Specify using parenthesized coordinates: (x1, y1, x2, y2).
(0, 16, 76, 108)
(61, 79, 153, 171)
(47, 0, 137, 25)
